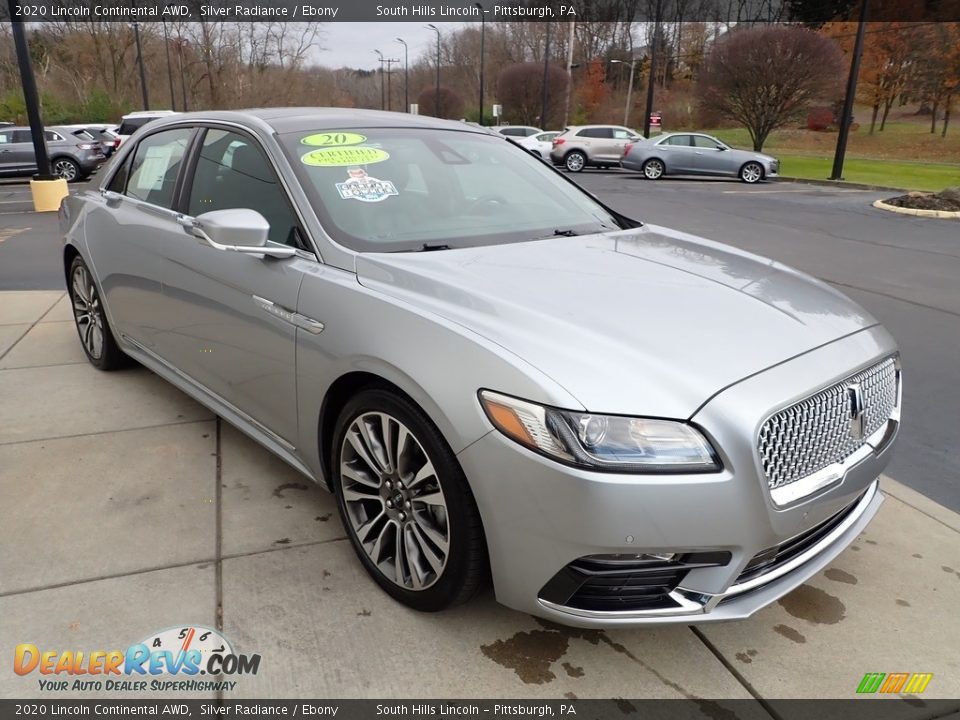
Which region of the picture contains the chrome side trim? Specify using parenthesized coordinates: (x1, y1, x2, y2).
(252, 295, 325, 335)
(724, 479, 878, 596)
(537, 479, 880, 620)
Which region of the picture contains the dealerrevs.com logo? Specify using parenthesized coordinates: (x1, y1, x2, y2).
(14, 625, 260, 693)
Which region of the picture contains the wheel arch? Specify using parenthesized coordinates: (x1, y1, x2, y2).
(63, 243, 81, 286)
(317, 369, 461, 493)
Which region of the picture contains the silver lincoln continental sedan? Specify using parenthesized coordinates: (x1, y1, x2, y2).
(61, 109, 901, 626)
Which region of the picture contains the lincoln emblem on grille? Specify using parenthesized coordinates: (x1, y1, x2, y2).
(847, 383, 866, 440)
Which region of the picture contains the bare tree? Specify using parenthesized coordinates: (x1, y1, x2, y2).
(497, 62, 569, 126)
(697, 24, 844, 150)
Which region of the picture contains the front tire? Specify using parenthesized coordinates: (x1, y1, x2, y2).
(740, 162, 764, 184)
(564, 151, 587, 173)
(332, 388, 487, 612)
(69, 256, 127, 370)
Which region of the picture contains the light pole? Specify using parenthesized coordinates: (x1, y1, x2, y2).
(395, 38, 409, 113)
(161, 17, 176, 110)
(830, 0, 869, 180)
(562, 20, 576, 128)
(132, 21, 150, 110)
(374, 49, 385, 111)
(426, 24, 441, 117)
(175, 34, 188, 111)
(610, 58, 638, 128)
(476, 3, 485, 125)
(643, 0, 664, 139)
(7, 0, 52, 180)
(540, 20, 552, 128)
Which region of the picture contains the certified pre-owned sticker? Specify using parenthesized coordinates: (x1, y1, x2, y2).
(301, 132, 367, 147)
(336, 169, 399, 203)
(301, 146, 389, 167)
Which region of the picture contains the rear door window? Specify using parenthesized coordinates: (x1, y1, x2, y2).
(125, 127, 193, 209)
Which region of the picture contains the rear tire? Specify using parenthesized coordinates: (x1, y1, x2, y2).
(564, 151, 587, 173)
(68, 256, 127, 371)
(642, 158, 665, 180)
(332, 388, 487, 612)
(52, 157, 81, 183)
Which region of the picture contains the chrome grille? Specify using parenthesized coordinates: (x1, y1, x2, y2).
(758, 358, 898, 491)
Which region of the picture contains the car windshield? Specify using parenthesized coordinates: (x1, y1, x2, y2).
(279, 127, 627, 253)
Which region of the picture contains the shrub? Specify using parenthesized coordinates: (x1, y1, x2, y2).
(807, 106, 835, 131)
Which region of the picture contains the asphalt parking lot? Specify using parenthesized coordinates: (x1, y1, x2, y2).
(1, 174, 959, 706)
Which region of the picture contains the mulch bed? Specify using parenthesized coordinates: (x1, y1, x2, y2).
(882, 188, 960, 212)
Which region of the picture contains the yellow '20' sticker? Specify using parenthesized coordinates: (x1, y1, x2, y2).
(301, 147, 390, 167)
(300, 132, 367, 147)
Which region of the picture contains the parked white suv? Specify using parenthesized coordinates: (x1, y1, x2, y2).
(115, 110, 180, 147)
(550, 124, 642, 172)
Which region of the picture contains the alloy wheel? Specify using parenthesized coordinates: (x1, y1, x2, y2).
(741, 162, 763, 183)
(339, 412, 450, 591)
(53, 159, 78, 182)
(565, 152, 586, 172)
(643, 159, 664, 179)
(71, 264, 104, 360)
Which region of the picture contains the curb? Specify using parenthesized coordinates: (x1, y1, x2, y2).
(776, 176, 908, 192)
(880, 475, 960, 533)
(872, 199, 960, 219)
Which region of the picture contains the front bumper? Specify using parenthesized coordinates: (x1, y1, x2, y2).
(456, 326, 898, 627)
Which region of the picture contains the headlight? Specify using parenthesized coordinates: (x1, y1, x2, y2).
(479, 390, 720, 473)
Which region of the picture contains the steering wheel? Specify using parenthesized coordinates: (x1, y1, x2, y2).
(464, 194, 509, 214)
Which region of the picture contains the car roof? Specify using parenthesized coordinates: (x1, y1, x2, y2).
(144, 108, 493, 136)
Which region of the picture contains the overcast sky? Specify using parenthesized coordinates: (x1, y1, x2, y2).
(312, 22, 466, 70)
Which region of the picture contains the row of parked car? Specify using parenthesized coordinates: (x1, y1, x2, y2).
(494, 124, 779, 183)
(0, 110, 178, 183)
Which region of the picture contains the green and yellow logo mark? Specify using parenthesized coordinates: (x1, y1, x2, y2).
(856, 672, 933, 694)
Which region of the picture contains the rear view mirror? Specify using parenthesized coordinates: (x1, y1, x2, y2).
(182, 208, 296, 259)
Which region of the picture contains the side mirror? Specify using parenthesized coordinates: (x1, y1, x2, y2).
(182, 208, 296, 259)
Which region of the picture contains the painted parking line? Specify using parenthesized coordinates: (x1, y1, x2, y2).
(0, 227, 30, 243)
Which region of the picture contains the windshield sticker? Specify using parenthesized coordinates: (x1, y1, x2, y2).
(336, 169, 399, 203)
(301, 132, 367, 147)
(301, 146, 389, 167)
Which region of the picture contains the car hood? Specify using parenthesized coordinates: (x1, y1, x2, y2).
(356, 225, 876, 418)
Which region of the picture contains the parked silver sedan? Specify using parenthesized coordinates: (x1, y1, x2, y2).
(622, 132, 779, 183)
(61, 109, 899, 626)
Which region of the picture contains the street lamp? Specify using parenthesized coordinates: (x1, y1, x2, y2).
(475, 3, 485, 125)
(395, 38, 409, 113)
(610, 58, 638, 129)
(426, 24, 441, 117)
(161, 16, 176, 110)
(373, 49, 385, 111)
(132, 21, 150, 110)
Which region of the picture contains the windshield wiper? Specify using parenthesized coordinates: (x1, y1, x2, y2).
(552, 229, 580, 237)
(418, 243, 452, 252)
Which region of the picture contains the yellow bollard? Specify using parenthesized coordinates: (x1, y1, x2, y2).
(29, 177, 68, 212)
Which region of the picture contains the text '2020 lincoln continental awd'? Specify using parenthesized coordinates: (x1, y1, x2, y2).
(61, 109, 901, 626)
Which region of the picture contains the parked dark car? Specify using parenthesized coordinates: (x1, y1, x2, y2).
(0, 125, 106, 182)
(62, 125, 122, 158)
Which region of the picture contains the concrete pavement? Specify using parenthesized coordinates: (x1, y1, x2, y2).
(1, 290, 958, 707)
